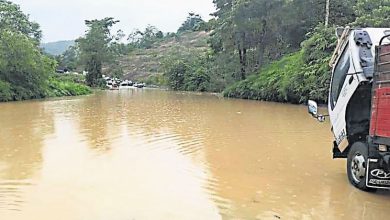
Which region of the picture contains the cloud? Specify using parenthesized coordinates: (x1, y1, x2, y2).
(11, 0, 215, 42)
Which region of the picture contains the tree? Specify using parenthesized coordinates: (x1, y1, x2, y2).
(164, 60, 188, 90)
(128, 25, 164, 49)
(110, 29, 130, 55)
(185, 67, 210, 92)
(325, 0, 330, 27)
(0, 1, 58, 101)
(177, 13, 205, 33)
(0, 30, 55, 100)
(209, 0, 356, 83)
(0, 1, 91, 101)
(212, 0, 288, 79)
(352, 0, 390, 27)
(78, 17, 119, 87)
(0, 0, 42, 42)
(56, 46, 79, 71)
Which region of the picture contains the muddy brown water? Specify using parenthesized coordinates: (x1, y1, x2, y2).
(0, 89, 389, 220)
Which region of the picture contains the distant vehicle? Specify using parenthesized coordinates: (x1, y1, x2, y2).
(110, 83, 119, 90)
(106, 80, 113, 89)
(56, 69, 66, 74)
(308, 27, 390, 191)
(119, 80, 134, 89)
(106, 80, 119, 90)
(134, 82, 145, 88)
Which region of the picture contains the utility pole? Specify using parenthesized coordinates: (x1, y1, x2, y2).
(325, 0, 330, 27)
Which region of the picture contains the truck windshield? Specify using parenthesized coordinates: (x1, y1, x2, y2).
(331, 45, 350, 109)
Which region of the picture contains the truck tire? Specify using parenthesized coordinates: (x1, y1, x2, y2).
(347, 142, 373, 191)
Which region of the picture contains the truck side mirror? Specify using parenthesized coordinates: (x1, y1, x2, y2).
(308, 100, 318, 116)
(308, 100, 328, 123)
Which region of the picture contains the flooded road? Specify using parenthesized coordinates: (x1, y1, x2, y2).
(0, 89, 389, 220)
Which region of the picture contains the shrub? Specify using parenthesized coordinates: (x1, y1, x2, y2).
(0, 80, 12, 101)
(46, 78, 92, 97)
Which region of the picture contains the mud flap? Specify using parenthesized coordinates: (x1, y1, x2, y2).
(366, 159, 390, 189)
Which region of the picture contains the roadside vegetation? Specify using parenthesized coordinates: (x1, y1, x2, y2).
(38, 0, 390, 105)
(223, 0, 390, 104)
(0, 0, 91, 102)
(112, 0, 390, 104)
(162, 0, 389, 104)
(46, 75, 91, 97)
(224, 26, 337, 104)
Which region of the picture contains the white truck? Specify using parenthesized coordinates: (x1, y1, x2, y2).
(308, 27, 390, 191)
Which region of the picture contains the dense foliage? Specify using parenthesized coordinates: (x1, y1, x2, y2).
(164, 55, 211, 92)
(162, 0, 353, 95)
(223, 0, 390, 103)
(47, 75, 91, 97)
(0, 30, 54, 101)
(224, 26, 337, 104)
(0, 1, 91, 102)
(0, 0, 42, 42)
(352, 0, 390, 27)
(159, 0, 390, 104)
(208, 0, 354, 80)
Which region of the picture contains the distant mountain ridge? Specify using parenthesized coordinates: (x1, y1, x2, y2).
(41, 40, 75, 56)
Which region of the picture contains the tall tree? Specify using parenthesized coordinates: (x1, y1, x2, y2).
(0, 0, 41, 42)
(0, 0, 56, 101)
(0, 30, 55, 100)
(325, 0, 330, 27)
(78, 17, 118, 86)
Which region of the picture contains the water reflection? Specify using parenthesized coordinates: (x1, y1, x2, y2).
(76, 92, 121, 152)
(0, 90, 389, 220)
(0, 100, 54, 212)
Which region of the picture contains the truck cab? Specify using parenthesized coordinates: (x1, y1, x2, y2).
(309, 28, 390, 191)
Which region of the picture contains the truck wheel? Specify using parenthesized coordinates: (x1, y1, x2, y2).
(347, 142, 372, 191)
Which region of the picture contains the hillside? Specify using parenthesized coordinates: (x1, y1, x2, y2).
(119, 31, 210, 81)
(41, 40, 75, 56)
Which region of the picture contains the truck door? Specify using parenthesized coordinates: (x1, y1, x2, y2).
(329, 43, 360, 145)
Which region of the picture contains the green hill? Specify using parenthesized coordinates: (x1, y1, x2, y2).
(41, 40, 75, 56)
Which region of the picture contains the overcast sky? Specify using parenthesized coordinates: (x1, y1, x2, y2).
(11, 0, 215, 43)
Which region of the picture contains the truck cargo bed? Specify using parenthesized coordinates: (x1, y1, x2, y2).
(371, 88, 390, 137)
(370, 42, 390, 140)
